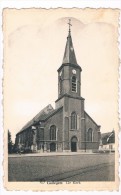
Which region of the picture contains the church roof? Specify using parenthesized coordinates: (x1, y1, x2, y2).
(17, 104, 54, 134)
(17, 105, 63, 134)
(62, 32, 78, 65)
(40, 106, 63, 121)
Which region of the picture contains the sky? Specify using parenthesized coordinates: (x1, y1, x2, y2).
(3, 8, 119, 142)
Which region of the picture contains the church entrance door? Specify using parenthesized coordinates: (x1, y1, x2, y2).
(71, 136, 77, 152)
(50, 142, 56, 152)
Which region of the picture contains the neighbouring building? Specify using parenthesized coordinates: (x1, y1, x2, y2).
(15, 21, 101, 153)
(99, 130, 115, 152)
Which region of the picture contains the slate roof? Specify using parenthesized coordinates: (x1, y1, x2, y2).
(62, 32, 78, 65)
(40, 106, 63, 121)
(101, 131, 115, 145)
(17, 105, 63, 134)
(57, 29, 82, 72)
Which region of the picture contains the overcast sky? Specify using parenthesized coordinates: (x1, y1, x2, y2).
(3, 8, 119, 142)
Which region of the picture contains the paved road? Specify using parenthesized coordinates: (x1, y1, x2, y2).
(8, 153, 115, 181)
(62, 164, 115, 181)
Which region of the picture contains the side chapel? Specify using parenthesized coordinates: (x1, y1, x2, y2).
(15, 20, 101, 153)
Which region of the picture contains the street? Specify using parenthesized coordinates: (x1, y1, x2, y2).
(8, 153, 115, 181)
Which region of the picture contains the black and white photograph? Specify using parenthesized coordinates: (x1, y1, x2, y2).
(3, 8, 119, 191)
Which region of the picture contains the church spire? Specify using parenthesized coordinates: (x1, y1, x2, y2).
(68, 18, 72, 36)
(62, 19, 78, 65)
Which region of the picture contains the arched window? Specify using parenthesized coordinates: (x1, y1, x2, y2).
(87, 128, 93, 142)
(50, 125, 56, 140)
(72, 76, 77, 92)
(71, 112, 77, 130)
(59, 78, 62, 94)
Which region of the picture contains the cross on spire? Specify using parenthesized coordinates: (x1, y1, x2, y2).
(68, 19, 72, 35)
(62, 19, 78, 65)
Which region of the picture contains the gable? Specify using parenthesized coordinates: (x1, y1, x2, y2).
(101, 131, 115, 145)
(85, 111, 100, 128)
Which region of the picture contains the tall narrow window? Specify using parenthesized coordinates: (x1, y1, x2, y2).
(72, 76, 77, 92)
(87, 128, 93, 142)
(50, 125, 56, 140)
(71, 112, 77, 130)
(59, 78, 62, 94)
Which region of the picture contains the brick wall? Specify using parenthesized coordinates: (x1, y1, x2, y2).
(85, 112, 100, 149)
(44, 108, 63, 142)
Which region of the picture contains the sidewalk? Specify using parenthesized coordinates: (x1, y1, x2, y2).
(8, 151, 113, 158)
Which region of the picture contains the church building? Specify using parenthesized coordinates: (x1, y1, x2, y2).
(15, 21, 101, 153)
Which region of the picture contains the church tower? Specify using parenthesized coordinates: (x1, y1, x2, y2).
(57, 20, 82, 99)
(55, 19, 85, 152)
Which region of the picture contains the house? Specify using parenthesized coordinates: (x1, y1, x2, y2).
(99, 130, 115, 152)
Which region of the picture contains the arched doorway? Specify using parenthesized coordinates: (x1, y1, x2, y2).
(71, 136, 78, 152)
(50, 142, 56, 152)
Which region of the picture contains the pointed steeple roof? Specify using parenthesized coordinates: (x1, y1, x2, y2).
(58, 19, 82, 72)
(62, 32, 78, 65)
(62, 19, 78, 65)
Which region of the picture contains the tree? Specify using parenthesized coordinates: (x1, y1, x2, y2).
(8, 130, 13, 153)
